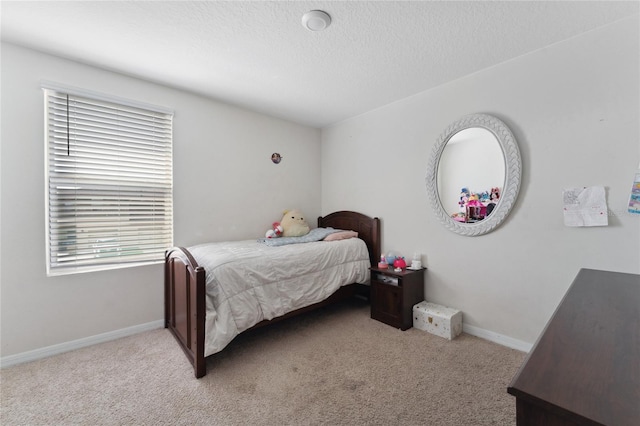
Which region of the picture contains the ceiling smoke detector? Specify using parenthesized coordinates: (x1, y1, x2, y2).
(302, 10, 331, 32)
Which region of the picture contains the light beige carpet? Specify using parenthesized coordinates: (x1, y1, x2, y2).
(1, 299, 525, 425)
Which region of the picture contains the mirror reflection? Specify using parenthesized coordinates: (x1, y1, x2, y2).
(437, 128, 505, 223)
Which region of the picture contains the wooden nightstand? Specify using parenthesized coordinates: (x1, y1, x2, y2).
(370, 266, 425, 330)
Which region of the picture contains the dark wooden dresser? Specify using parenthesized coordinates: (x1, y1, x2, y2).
(508, 268, 640, 426)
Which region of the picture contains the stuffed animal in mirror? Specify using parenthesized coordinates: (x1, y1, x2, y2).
(490, 187, 501, 201)
(280, 209, 310, 237)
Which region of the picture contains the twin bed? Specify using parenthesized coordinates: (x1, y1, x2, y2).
(164, 211, 381, 378)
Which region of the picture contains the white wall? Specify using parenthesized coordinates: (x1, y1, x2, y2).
(322, 17, 640, 346)
(0, 43, 321, 357)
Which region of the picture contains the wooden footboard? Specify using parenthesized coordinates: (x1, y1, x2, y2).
(165, 210, 380, 378)
(164, 247, 207, 378)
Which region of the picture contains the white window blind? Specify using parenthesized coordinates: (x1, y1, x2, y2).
(44, 87, 173, 275)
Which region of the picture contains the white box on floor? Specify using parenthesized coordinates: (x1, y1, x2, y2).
(413, 301, 462, 340)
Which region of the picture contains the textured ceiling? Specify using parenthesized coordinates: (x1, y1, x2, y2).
(1, 1, 638, 128)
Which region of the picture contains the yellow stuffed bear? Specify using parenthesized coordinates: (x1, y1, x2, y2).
(280, 209, 310, 237)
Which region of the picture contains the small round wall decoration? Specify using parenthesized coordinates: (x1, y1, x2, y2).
(271, 153, 282, 164)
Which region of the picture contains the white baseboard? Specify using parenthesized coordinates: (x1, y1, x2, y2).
(0, 320, 164, 369)
(463, 323, 533, 353)
(1, 320, 532, 368)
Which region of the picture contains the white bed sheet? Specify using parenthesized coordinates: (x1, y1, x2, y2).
(188, 238, 370, 357)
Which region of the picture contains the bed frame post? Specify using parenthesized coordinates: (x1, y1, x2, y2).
(165, 248, 207, 378)
(370, 217, 381, 267)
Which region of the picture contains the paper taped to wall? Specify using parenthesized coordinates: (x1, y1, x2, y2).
(563, 186, 608, 227)
(628, 165, 640, 215)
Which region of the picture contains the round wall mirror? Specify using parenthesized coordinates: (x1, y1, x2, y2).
(426, 113, 522, 236)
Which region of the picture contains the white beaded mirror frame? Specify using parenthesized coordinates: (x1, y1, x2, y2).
(426, 113, 522, 236)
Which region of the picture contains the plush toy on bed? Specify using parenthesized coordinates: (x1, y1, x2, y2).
(280, 209, 310, 237)
(265, 222, 283, 239)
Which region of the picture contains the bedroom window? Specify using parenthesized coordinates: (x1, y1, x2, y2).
(43, 83, 173, 276)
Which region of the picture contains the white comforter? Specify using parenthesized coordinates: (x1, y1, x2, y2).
(188, 238, 370, 357)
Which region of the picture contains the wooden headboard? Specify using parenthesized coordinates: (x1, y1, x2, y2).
(318, 210, 381, 267)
